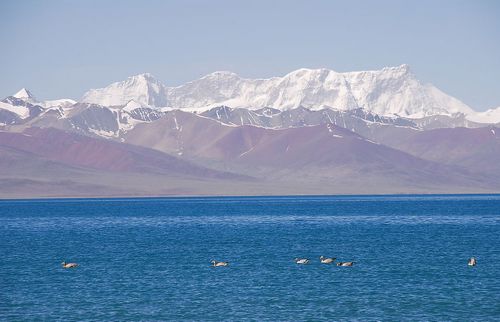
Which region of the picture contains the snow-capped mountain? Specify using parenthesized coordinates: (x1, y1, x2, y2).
(0, 88, 76, 125)
(13, 88, 37, 102)
(82, 73, 168, 107)
(1, 90, 43, 122)
(3, 88, 75, 109)
(0, 101, 31, 120)
(2, 65, 498, 138)
(81, 65, 475, 118)
(467, 106, 500, 124)
(11, 88, 76, 108)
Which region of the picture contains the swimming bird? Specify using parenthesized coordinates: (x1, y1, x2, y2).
(336, 261, 354, 266)
(320, 256, 336, 264)
(294, 258, 310, 265)
(61, 261, 78, 269)
(468, 257, 477, 266)
(211, 260, 229, 267)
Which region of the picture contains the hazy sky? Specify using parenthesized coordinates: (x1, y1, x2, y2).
(1, 0, 499, 111)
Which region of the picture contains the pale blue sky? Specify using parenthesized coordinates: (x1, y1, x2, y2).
(0, 0, 499, 111)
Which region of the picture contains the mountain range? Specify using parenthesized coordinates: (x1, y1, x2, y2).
(1, 65, 499, 198)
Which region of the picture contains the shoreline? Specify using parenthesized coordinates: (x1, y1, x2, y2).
(2, 192, 500, 201)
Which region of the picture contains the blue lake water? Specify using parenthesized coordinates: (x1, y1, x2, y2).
(1, 195, 499, 321)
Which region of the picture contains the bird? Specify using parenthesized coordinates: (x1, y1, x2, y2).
(211, 260, 229, 267)
(294, 258, 310, 265)
(336, 261, 355, 266)
(61, 261, 78, 269)
(320, 256, 336, 264)
(468, 257, 477, 266)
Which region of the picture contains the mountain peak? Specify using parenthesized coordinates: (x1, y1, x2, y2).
(82, 64, 474, 117)
(381, 64, 411, 75)
(82, 73, 167, 107)
(398, 63, 410, 71)
(203, 71, 240, 79)
(126, 73, 163, 86)
(285, 68, 334, 79)
(122, 99, 146, 111)
(130, 73, 158, 81)
(13, 88, 36, 100)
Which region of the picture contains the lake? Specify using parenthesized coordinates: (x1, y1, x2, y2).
(1, 195, 499, 320)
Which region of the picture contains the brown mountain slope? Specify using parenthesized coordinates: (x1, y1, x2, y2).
(0, 127, 244, 179)
(123, 111, 500, 192)
(377, 126, 500, 175)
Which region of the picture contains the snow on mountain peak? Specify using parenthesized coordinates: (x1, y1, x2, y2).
(82, 73, 168, 107)
(130, 73, 158, 82)
(13, 88, 36, 101)
(382, 63, 410, 73)
(203, 71, 240, 79)
(165, 65, 439, 115)
(122, 99, 146, 112)
(467, 106, 500, 124)
(4, 88, 75, 110)
(81, 65, 476, 118)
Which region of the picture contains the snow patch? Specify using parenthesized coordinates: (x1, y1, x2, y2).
(467, 107, 500, 124)
(173, 115, 180, 130)
(88, 128, 118, 138)
(0, 101, 30, 119)
(238, 146, 255, 158)
(41, 99, 76, 109)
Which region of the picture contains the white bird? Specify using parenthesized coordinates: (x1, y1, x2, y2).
(336, 261, 355, 267)
(320, 256, 336, 264)
(61, 261, 78, 269)
(468, 257, 477, 266)
(294, 258, 310, 265)
(211, 260, 229, 267)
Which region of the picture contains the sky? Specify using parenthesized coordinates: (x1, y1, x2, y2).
(0, 0, 499, 111)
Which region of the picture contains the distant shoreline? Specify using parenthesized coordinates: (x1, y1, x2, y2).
(2, 192, 500, 202)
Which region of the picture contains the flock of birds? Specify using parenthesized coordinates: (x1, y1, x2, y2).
(61, 257, 478, 269)
(211, 257, 354, 267)
(293, 256, 354, 266)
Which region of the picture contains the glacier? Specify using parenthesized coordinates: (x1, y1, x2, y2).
(81, 65, 475, 118)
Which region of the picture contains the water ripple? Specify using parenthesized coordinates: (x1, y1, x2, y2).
(2, 214, 499, 231)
